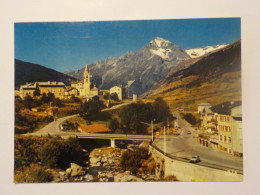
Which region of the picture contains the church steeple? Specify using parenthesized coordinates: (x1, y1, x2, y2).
(84, 64, 90, 83)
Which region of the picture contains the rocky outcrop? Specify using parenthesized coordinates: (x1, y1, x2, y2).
(114, 171, 143, 182)
(51, 145, 160, 183)
(89, 147, 123, 167)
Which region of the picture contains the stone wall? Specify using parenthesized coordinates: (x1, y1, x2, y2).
(149, 145, 243, 181)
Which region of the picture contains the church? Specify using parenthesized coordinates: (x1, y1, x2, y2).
(70, 65, 99, 100)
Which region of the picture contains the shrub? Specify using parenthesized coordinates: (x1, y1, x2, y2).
(163, 175, 178, 181)
(14, 136, 49, 170)
(109, 118, 119, 132)
(14, 164, 53, 183)
(39, 137, 86, 169)
(120, 147, 149, 174)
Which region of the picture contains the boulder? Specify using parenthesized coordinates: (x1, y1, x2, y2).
(66, 168, 72, 176)
(70, 163, 84, 177)
(84, 174, 94, 182)
(90, 157, 101, 164)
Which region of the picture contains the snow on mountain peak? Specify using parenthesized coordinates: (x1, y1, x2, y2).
(185, 44, 228, 58)
(150, 37, 171, 48)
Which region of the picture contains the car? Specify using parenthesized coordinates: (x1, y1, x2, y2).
(190, 155, 201, 163)
(187, 131, 192, 134)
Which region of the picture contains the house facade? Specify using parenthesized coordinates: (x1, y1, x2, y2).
(19, 81, 65, 99)
(37, 81, 65, 99)
(231, 106, 243, 156)
(110, 85, 126, 100)
(19, 83, 37, 99)
(217, 114, 233, 154)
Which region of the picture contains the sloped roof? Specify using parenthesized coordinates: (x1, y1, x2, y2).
(198, 102, 211, 106)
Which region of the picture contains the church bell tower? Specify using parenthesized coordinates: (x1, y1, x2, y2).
(83, 64, 91, 96)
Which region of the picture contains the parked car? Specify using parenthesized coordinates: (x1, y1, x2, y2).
(190, 155, 201, 163)
(187, 131, 192, 134)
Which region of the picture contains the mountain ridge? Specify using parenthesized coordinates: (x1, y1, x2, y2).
(144, 39, 241, 110)
(15, 59, 78, 88)
(65, 37, 190, 95)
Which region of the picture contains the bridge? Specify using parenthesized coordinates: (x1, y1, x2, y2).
(75, 133, 151, 147)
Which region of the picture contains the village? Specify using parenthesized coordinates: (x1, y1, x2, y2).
(15, 64, 242, 158)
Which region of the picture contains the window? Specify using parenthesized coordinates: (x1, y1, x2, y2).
(220, 135, 222, 141)
(229, 127, 231, 132)
(229, 149, 232, 154)
(229, 137, 232, 143)
(224, 136, 227, 142)
(227, 117, 230, 122)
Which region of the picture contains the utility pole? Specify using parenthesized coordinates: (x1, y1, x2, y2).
(151, 120, 154, 142)
(167, 117, 169, 135)
(164, 126, 166, 154)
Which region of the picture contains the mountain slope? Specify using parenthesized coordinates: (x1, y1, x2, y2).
(15, 59, 77, 88)
(65, 37, 190, 95)
(144, 40, 241, 110)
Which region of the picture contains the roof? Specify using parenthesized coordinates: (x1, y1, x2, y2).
(198, 102, 211, 106)
(211, 101, 242, 115)
(71, 81, 82, 84)
(202, 107, 213, 114)
(65, 87, 77, 92)
(37, 81, 65, 87)
(20, 83, 36, 89)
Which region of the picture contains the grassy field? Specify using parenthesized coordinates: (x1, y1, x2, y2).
(144, 72, 241, 111)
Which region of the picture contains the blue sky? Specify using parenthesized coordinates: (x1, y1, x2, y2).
(15, 18, 241, 72)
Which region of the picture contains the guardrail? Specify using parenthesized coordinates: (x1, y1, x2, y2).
(149, 143, 243, 175)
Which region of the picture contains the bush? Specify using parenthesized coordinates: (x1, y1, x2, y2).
(109, 118, 119, 132)
(14, 136, 49, 170)
(120, 147, 149, 174)
(14, 164, 53, 183)
(110, 93, 119, 101)
(163, 175, 178, 181)
(39, 137, 86, 169)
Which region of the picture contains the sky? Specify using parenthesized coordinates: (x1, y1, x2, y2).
(15, 18, 241, 72)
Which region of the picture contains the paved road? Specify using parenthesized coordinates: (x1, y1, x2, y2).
(101, 101, 132, 111)
(26, 114, 78, 136)
(27, 101, 133, 136)
(153, 112, 243, 171)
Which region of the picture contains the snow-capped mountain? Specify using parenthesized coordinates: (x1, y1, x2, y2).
(65, 37, 190, 95)
(185, 44, 228, 58)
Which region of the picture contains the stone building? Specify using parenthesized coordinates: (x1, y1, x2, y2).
(110, 85, 126, 101)
(19, 83, 37, 99)
(19, 81, 65, 99)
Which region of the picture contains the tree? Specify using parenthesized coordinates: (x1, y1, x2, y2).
(109, 118, 119, 132)
(110, 93, 119, 101)
(79, 96, 104, 117)
(53, 98, 62, 107)
(152, 97, 170, 122)
(183, 113, 196, 125)
(33, 87, 41, 97)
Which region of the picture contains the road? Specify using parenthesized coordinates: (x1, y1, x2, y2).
(27, 101, 133, 136)
(153, 112, 243, 171)
(26, 114, 78, 136)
